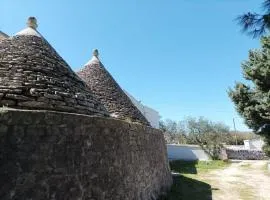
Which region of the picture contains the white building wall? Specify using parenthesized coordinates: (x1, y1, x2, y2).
(243, 138, 264, 150)
(249, 138, 264, 150)
(167, 144, 210, 161)
(124, 91, 160, 129)
(141, 105, 160, 129)
(244, 140, 250, 150)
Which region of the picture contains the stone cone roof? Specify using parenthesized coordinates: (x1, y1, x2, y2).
(77, 49, 150, 126)
(0, 31, 9, 41)
(0, 17, 108, 116)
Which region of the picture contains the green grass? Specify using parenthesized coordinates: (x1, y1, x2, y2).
(170, 160, 230, 174)
(159, 160, 229, 200)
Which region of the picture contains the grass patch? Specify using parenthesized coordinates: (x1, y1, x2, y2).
(170, 160, 229, 174)
(161, 160, 229, 199)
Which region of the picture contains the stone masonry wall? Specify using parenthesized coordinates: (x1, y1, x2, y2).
(0, 109, 172, 200)
(225, 149, 266, 160)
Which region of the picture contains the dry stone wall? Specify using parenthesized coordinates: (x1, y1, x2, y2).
(0, 36, 108, 116)
(0, 109, 172, 200)
(225, 149, 266, 160)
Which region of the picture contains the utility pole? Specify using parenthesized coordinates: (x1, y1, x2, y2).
(233, 118, 237, 145)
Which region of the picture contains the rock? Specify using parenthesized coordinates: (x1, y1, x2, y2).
(5, 94, 33, 101)
(0, 100, 16, 106)
(18, 101, 49, 108)
(44, 93, 63, 100)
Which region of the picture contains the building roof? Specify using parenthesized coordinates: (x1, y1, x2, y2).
(0, 31, 9, 40)
(0, 17, 108, 116)
(77, 49, 150, 125)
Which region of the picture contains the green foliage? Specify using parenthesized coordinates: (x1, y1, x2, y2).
(160, 117, 230, 143)
(229, 36, 270, 154)
(161, 117, 232, 159)
(185, 117, 230, 160)
(161, 119, 188, 144)
(237, 0, 270, 38)
(161, 117, 261, 159)
(262, 135, 270, 157)
(226, 132, 259, 145)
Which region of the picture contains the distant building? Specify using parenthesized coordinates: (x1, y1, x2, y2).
(124, 91, 160, 129)
(244, 138, 264, 150)
(0, 31, 9, 40)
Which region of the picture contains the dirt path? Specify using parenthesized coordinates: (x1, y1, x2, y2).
(200, 160, 270, 200)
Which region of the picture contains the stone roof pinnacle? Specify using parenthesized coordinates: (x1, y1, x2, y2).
(27, 17, 38, 29)
(15, 17, 42, 37)
(84, 49, 100, 66)
(93, 49, 99, 57)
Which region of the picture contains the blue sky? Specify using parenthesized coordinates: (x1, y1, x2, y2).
(1, 0, 262, 131)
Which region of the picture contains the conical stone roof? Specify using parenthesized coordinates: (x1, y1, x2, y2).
(77, 49, 150, 125)
(0, 31, 9, 41)
(0, 17, 108, 116)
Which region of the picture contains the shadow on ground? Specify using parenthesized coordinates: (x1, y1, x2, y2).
(159, 175, 213, 200)
(159, 160, 218, 200)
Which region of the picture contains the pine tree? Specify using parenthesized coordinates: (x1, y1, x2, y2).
(228, 36, 270, 156)
(237, 0, 270, 38)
